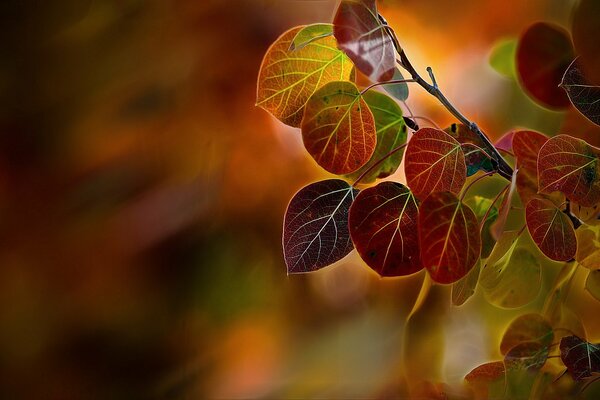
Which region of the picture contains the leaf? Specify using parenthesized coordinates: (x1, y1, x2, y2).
(405, 128, 467, 200)
(444, 123, 494, 177)
(489, 38, 517, 78)
(283, 179, 358, 273)
(333, 0, 396, 82)
(346, 90, 406, 183)
(500, 313, 553, 356)
(495, 130, 515, 153)
(451, 260, 480, 306)
(256, 26, 355, 127)
(289, 23, 333, 51)
(348, 182, 422, 276)
(512, 130, 549, 205)
(464, 362, 506, 399)
(560, 335, 600, 381)
(525, 197, 577, 261)
(516, 22, 574, 109)
(491, 169, 517, 240)
(537, 134, 600, 207)
(561, 58, 600, 127)
(301, 81, 377, 174)
(418, 192, 481, 284)
(383, 67, 409, 101)
(504, 342, 549, 371)
(480, 231, 542, 308)
(466, 196, 499, 259)
(576, 224, 600, 269)
(571, 203, 600, 224)
(586, 270, 600, 302)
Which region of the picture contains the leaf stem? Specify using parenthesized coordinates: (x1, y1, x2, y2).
(352, 143, 408, 187)
(479, 183, 510, 232)
(360, 78, 417, 95)
(383, 23, 514, 181)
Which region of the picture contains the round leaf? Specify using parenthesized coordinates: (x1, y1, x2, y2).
(512, 130, 549, 205)
(405, 128, 467, 200)
(560, 335, 600, 381)
(289, 23, 333, 51)
(301, 81, 377, 174)
(383, 67, 409, 101)
(348, 182, 422, 277)
(444, 123, 494, 177)
(256, 26, 354, 127)
(526, 197, 577, 261)
(500, 313, 553, 356)
(451, 260, 481, 306)
(561, 58, 600, 127)
(489, 38, 517, 78)
(418, 192, 481, 284)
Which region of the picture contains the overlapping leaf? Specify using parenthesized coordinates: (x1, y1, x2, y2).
(451, 260, 480, 306)
(516, 22, 574, 109)
(348, 182, 422, 276)
(491, 171, 517, 240)
(586, 269, 600, 302)
(500, 313, 553, 356)
(576, 224, 600, 269)
(301, 81, 377, 174)
(347, 90, 406, 183)
(283, 179, 358, 273)
(383, 67, 409, 101)
(560, 335, 600, 381)
(504, 342, 549, 371)
(289, 24, 333, 51)
(489, 38, 517, 78)
(538, 134, 600, 207)
(525, 197, 577, 261)
(333, 0, 396, 82)
(495, 130, 515, 154)
(445, 123, 494, 176)
(464, 362, 506, 399)
(467, 196, 499, 259)
(256, 26, 354, 127)
(405, 128, 466, 200)
(512, 130, 549, 205)
(418, 192, 480, 284)
(561, 59, 600, 127)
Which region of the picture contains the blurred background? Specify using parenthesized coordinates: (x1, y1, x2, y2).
(1, 0, 599, 398)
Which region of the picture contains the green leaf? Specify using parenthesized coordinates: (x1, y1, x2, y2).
(383, 67, 409, 101)
(586, 269, 600, 302)
(489, 38, 517, 78)
(466, 196, 499, 259)
(347, 90, 406, 183)
(289, 23, 334, 51)
(576, 224, 600, 269)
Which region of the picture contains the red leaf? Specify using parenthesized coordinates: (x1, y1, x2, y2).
(283, 179, 358, 273)
(349, 182, 422, 277)
(418, 192, 481, 284)
(537, 134, 600, 207)
(301, 81, 377, 174)
(333, 0, 396, 82)
(495, 130, 515, 154)
(512, 130, 549, 205)
(444, 123, 494, 176)
(560, 335, 600, 381)
(516, 22, 574, 109)
(405, 128, 467, 200)
(526, 197, 577, 261)
(465, 361, 506, 384)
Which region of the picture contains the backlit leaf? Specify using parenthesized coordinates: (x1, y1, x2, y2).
(489, 38, 517, 78)
(526, 197, 577, 261)
(405, 128, 467, 200)
(500, 313, 553, 356)
(576, 224, 600, 269)
(418, 192, 480, 284)
(383, 67, 409, 101)
(537, 134, 600, 207)
(464, 362, 506, 399)
(451, 260, 480, 306)
(516, 22, 574, 109)
(348, 182, 422, 277)
(586, 270, 600, 302)
(512, 130, 549, 205)
(301, 81, 377, 174)
(256, 26, 354, 127)
(283, 179, 358, 273)
(491, 169, 517, 240)
(561, 58, 600, 127)
(444, 123, 494, 176)
(480, 231, 542, 308)
(289, 23, 333, 51)
(504, 342, 549, 371)
(466, 196, 499, 259)
(333, 0, 396, 82)
(495, 130, 515, 154)
(560, 335, 600, 381)
(347, 90, 406, 183)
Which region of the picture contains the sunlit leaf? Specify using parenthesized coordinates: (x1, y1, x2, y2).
(526, 197, 577, 261)
(504, 342, 549, 371)
(451, 260, 480, 306)
(348, 182, 422, 277)
(405, 128, 466, 200)
(283, 179, 358, 273)
(512, 130, 549, 205)
(383, 67, 409, 101)
(333, 0, 396, 82)
(516, 22, 574, 109)
(347, 90, 406, 183)
(572, 0, 600, 85)
(586, 270, 600, 302)
(576, 224, 600, 269)
(571, 203, 600, 224)
(256, 26, 354, 127)
(491, 169, 517, 240)
(561, 58, 600, 127)
(560, 335, 600, 381)
(489, 38, 517, 78)
(464, 362, 506, 399)
(444, 123, 494, 176)
(466, 196, 498, 259)
(500, 313, 553, 356)
(495, 130, 515, 154)
(480, 231, 541, 308)
(289, 23, 333, 51)
(418, 192, 480, 284)
(538, 134, 600, 207)
(301, 81, 377, 174)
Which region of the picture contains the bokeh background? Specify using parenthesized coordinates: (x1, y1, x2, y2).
(1, 0, 599, 398)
